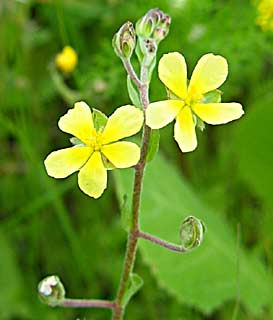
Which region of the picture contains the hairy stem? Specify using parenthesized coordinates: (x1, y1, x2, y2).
(61, 299, 115, 309)
(122, 58, 142, 89)
(112, 62, 150, 320)
(137, 231, 186, 253)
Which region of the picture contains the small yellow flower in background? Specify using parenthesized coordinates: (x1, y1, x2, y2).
(55, 46, 78, 73)
(44, 102, 143, 198)
(146, 52, 244, 152)
(256, 0, 273, 31)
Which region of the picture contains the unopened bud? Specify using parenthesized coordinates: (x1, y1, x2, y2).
(153, 27, 167, 41)
(38, 275, 65, 307)
(113, 21, 136, 59)
(136, 13, 154, 38)
(136, 8, 171, 43)
(180, 216, 205, 251)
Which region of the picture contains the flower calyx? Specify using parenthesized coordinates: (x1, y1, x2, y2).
(113, 21, 136, 59)
(38, 275, 66, 307)
(179, 216, 206, 251)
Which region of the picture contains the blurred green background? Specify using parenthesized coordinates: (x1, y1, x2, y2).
(1, 0, 273, 319)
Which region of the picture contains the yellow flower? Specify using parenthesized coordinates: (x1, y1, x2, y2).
(256, 0, 273, 31)
(146, 52, 244, 152)
(44, 102, 143, 198)
(55, 46, 78, 73)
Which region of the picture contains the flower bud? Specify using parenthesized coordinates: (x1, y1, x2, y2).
(112, 21, 136, 59)
(136, 12, 154, 38)
(55, 46, 78, 73)
(38, 275, 65, 307)
(179, 216, 205, 251)
(136, 8, 171, 43)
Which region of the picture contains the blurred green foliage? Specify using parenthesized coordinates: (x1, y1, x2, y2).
(0, 0, 273, 319)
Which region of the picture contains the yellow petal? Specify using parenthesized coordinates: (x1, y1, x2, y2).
(158, 52, 188, 99)
(146, 100, 184, 129)
(78, 151, 107, 199)
(174, 107, 197, 153)
(188, 53, 228, 95)
(102, 141, 140, 168)
(44, 146, 92, 178)
(102, 105, 143, 144)
(58, 101, 95, 143)
(192, 102, 244, 125)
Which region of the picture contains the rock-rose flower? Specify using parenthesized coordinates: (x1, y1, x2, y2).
(44, 102, 143, 198)
(146, 52, 244, 152)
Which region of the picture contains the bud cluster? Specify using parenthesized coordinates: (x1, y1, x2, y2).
(112, 8, 171, 64)
(180, 216, 206, 251)
(136, 8, 171, 43)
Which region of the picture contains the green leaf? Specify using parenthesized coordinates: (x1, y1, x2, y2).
(92, 108, 108, 131)
(135, 39, 144, 63)
(120, 194, 132, 232)
(233, 90, 273, 257)
(115, 154, 272, 315)
(127, 76, 141, 108)
(202, 89, 222, 103)
(121, 273, 144, 307)
(233, 99, 273, 210)
(146, 129, 160, 163)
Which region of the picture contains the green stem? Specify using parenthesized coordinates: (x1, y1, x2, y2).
(137, 231, 186, 253)
(112, 63, 151, 320)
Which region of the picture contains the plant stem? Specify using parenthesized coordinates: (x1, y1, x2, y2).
(61, 299, 115, 309)
(137, 231, 186, 253)
(112, 63, 151, 320)
(122, 59, 142, 89)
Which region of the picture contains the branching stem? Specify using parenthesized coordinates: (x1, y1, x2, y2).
(137, 231, 186, 253)
(112, 61, 151, 320)
(60, 299, 115, 309)
(122, 58, 142, 89)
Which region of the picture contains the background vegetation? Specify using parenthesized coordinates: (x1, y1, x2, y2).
(1, 0, 273, 319)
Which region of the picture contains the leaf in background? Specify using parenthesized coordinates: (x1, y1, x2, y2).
(0, 230, 29, 319)
(115, 154, 272, 315)
(127, 75, 141, 108)
(233, 100, 273, 210)
(121, 273, 144, 307)
(146, 129, 160, 163)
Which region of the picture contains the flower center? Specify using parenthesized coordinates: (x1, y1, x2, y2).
(86, 131, 104, 151)
(185, 87, 203, 108)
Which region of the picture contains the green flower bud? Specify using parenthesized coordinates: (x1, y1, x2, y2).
(136, 13, 154, 38)
(180, 216, 206, 251)
(38, 275, 65, 307)
(113, 21, 136, 59)
(136, 8, 171, 43)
